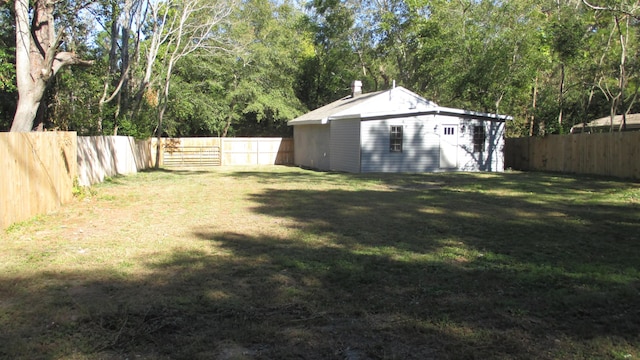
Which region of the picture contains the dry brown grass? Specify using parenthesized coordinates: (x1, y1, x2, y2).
(1, 166, 639, 359)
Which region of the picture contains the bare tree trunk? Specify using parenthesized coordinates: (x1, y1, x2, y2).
(131, 0, 168, 120)
(529, 76, 538, 136)
(582, 1, 638, 132)
(149, 0, 234, 166)
(97, 0, 138, 136)
(98, 2, 121, 134)
(11, 0, 94, 132)
(154, 49, 178, 168)
(495, 92, 504, 116)
(11, 0, 93, 132)
(557, 63, 565, 130)
(115, 0, 133, 135)
(615, 15, 628, 131)
(11, 0, 47, 132)
(154, 104, 167, 168)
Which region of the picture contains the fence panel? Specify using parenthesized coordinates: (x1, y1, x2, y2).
(222, 138, 293, 166)
(151, 137, 293, 167)
(2, 135, 291, 229)
(1, 132, 77, 229)
(163, 146, 221, 167)
(77, 136, 152, 186)
(505, 132, 640, 179)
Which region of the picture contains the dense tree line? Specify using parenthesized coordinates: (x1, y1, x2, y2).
(0, 0, 638, 137)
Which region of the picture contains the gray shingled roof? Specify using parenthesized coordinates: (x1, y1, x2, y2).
(571, 114, 640, 132)
(288, 86, 512, 126)
(288, 90, 386, 125)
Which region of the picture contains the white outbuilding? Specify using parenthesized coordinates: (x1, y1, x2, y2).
(288, 82, 512, 173)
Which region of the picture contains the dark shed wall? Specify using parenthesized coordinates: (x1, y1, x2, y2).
(293, 124, 331, 170)
(360, 117, 440, 172)
(329, 118, 361, 172)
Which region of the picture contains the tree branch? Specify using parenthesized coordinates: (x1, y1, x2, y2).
(582, 0, 640, 20)
(51, 52, 94, 76)
(41, 30, 64, 80)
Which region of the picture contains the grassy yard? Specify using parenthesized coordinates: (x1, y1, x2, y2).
(1, 166, 639, 359)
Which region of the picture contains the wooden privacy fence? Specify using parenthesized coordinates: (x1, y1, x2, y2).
(505, 132, 640, 179)
(160, 137, 222, 168)
(223, 137, 293, 166)
(1, 132, 77, 229)
(151, 137, 293, 167)
(77, 136, 152, 186)
(2, 134, 292, 229)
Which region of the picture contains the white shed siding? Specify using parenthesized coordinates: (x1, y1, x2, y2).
(329, 118, 361, 172)
(485, 121, 505, 171)
(457, 119, 505, 172)
(360, 117, 440, 172)
(293, 124, 331, 170)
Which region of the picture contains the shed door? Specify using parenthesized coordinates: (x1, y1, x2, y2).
(439, 124, 458, 168)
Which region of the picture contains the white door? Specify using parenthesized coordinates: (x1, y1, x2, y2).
(439, 124, 458, 168)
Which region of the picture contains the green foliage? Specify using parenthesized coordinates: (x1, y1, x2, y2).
(0, 48, 15, 93)
(215, 0, 309, 136)
(72, 178, 97, 199)
(2, 0, 639, 137)
(0, 3, 15, 131)
(296, 0, 364, 109)
(47, 65, 105, 133)
(0, 3, 14, 93)
(548, 11, 586, 63)
(165, 56, 229, 136)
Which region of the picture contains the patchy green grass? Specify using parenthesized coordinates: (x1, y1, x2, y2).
(1, 166, 639, 359)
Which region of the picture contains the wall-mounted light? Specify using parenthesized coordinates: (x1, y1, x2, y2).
(460, 125, 466, 134)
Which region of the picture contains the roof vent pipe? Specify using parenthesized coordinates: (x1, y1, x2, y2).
(351, 80, 363, 98)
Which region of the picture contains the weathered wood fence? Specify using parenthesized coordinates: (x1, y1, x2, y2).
(77, 136, 152, 186)
(151, 137, 294, 168)
(1, 132, 77, 229)
(2, 134, 294, 229)
(505, 132, 640, 179)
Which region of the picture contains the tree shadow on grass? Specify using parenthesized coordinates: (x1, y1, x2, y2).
(230, 167, 637, 195)
(1, 169, 638, 359)
(243, 174, 639, 268)
(228, 173, 640, 356)
(4, 230, 621, 360)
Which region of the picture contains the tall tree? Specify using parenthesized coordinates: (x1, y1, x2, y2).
(548, 4, 586, 130)
(223, 0, 308, 136)
(298, 0, 361, 109)
(145, 0, 235, 166)
(11, 0, 94, 132)
(97, 0, 143, 135)
(583, 0, 640, 130)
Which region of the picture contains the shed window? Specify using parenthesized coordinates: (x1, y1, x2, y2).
(473, 125, 486, 153)
(390, 126, 403, 152)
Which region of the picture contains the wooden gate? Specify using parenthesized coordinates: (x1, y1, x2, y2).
(163, 145, 221, 167)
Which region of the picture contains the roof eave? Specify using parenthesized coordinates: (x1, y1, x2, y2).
(287, 117, 330, 126)
(432, 106, 513, 121)
(359, 107, 512, 122)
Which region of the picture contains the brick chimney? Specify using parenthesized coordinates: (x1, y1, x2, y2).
(351, 80, 363, 98)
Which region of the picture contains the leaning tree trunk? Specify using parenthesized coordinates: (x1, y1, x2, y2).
(11, 0, 93, 132)
(11, 0, 47, 132)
